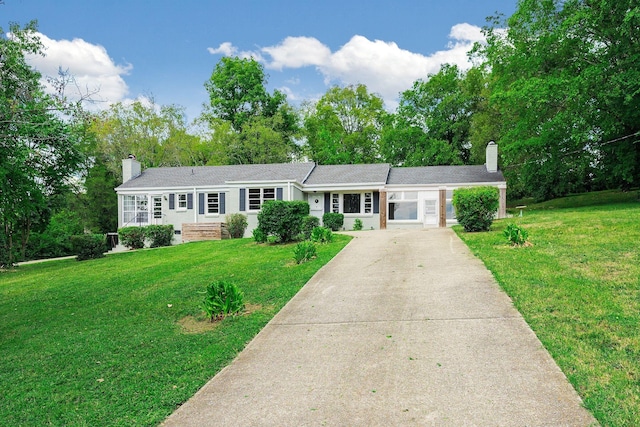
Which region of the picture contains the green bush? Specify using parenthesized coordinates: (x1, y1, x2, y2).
(71, 234, 107, 261)
(452, 186, 500, 232)
(256, 200, 310, 243)
(252, 227, 267, 243)
(301, 215, 320, 240)
(310, 226, 333, 243)
(26, 210, 84, 260)
(201, 280, 245, 322)
(293, 241, 317, 264)
(144, 225, 173, 248)
(352, 218, 363, 231)
(322, 212, 344, 231)
(118, 227, 146, 249)
(504, 223, 529, 246)
(226, 213, 248, 238)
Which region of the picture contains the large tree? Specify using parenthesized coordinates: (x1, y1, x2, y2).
(383, 64, 477, 167)
(0, 22, 86, 265)
(203, 56, 299, 163)
(478, 0, 640, 199)
(303, 84, 386, 164)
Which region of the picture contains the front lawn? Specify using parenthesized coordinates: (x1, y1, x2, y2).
(456, 191, 639, 426)
(0, 236, 351, 426)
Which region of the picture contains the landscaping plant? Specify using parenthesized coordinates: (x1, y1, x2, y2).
(503, 223, 529, 246)
(293, 241, 317, 264)
(352, 218, 363, 231)
(322, 212, 344, 231)
(301, 215, 320, 240)
(70, 234, 107, 261)
(201, 280, 245, 322)
(118, 226, 146, 249)
(226, 213, 248, 238)
(452, 186, 499, 232)
(256, 200, 309, 243)
(310, 226, 333, 243)
(144, 225, 174, 247)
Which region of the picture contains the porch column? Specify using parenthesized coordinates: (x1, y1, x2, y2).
(379, 191, 387, 230)
(498, 185, 507, 219)
(439, 189, 447, 227)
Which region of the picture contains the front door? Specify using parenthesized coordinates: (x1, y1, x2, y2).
(151, 196, 162, 225)
(423, 199, 438, 226)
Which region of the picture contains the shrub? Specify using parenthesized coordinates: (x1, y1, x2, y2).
(144, 225, 173, 248)
(201, 280, 245, 322)
(71, 234, 107, 261)
(252, 227, 267, 243)
(226, 213, 248, 238)
(322, 212, 344, 231)
(119, 227, 146, 249)
(26, 210, 84, 259)
(352, 218, 363, 231)
(504, 223, 529, 246)
(293, 241, 317, 264)
(301, 215, 320, 240)
(257, 200, 310, 243)
(452, 186, 500, 232)
(310, 226, 333, 243)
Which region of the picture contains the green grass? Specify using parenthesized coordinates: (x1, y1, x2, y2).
(0, 236, 351, 426)
(456, 190, 640, 427)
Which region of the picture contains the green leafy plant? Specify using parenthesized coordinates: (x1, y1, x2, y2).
(503, 223, 529, 246)
(256, 200, 310, 243)
(252, 227, 267, 243)
(226, 213, 248, 238)
(71, 234, 107, 261)
(118, 227, 146, 249)
(322, 212, 344, 231)
(352, 218, 363, 231)
(201, 280, 245, 322)
(301, 215, 320, 240)
(452, 186, 500, 232)
(310, 226, 333, 243)
(144, 225, 174, 248)
(293, 241, 317, 264)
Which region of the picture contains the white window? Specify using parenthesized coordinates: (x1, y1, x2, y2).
(248, 188, 275, 211)
(177, 193, 187, 210)
(207, 193, 219, 214)
(331, 192, 374, 215)
(446, 190, 456, 220)
(388, 191, 418, 221)
(123, 195, 149, 225)
(153, 197, 162, 219)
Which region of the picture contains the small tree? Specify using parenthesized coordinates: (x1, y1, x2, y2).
(256, 200, 309, 243)
(452, 186, 499, 232)
(226, 213, 248, 238)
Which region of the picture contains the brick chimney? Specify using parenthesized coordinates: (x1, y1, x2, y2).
(122, 154, 141, 183)
(485, 141, 498, 173)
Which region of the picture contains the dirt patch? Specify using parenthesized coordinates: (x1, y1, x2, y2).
(177, 303, 266, 334)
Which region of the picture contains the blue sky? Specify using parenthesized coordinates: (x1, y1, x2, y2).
(3, 0, 516, 119)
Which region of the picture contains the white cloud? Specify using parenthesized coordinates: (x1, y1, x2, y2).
(25, 32, 131, 108)
(209, 23, 486, 108)
(207, 42, 237, 56)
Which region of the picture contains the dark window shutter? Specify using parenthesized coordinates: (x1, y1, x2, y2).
(187, 193, 193, 210)
(220, 193, 226, 214)
(169, 193, 175, 210)
(276, 187, 283, 200)
(373, 191, 380, 214)
(198, 193, 205, 215)
(239, 188, 246, 211)
(324, 193, 330, 214)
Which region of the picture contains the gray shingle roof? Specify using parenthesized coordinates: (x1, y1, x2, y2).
(303, 164, 390, 185)
(116, 162, 316, 189)
(387, 165, 505, 185)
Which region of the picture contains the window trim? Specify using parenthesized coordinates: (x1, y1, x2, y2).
(331, 192, 374, 216)
(123, 194, 149, 225)
(177, 193, 187, 211)
(206, 192, 220, 216)
(248, 187, 276, 211)
(387, 191, 419, 222)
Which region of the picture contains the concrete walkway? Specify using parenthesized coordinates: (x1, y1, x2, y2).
(162, 228, 597, 426)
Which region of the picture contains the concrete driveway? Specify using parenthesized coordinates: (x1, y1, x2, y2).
(162, 228, 596, 426)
